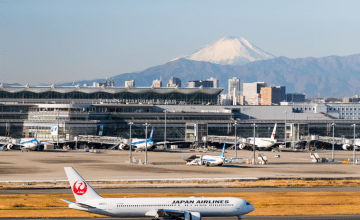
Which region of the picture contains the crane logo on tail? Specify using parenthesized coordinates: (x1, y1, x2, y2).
(73, 180, 87, 195)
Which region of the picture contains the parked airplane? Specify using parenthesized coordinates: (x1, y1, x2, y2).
(240, 123, 278, 151)
(183, 143, 226, 166)
(342, 139, 360, 150)
(61, 167, 254, 219)
(119, 126, 155, 151)
(2, 126, 42, 151)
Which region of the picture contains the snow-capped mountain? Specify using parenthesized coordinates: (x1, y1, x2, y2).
(69, 53, 360, 98)
(173, 36, 276, 65)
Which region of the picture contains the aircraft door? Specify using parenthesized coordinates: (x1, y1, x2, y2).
(107, 202, 113, 211)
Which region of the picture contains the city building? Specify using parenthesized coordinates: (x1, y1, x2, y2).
(125, 80, 135, 88)
(236, 95, 245, 105)
(228, 77, 240, 96)
(152, 79, 162, 87)
(167, 77, 181, 88)
(220, 94, 232, 105)
(93, 79, 115, 87)
(207, 77, 219, 88)
(242, 82, 267, 105)
(188, 80, 214, 88)
(342, 97, 359, 103)
(261, 86, 286, 105)
(287, 93, 305, 102)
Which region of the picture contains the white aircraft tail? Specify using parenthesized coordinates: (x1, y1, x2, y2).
(64, 167, 102, 203)
(270, 123, 277, 140)
(219, 142, 226, 157)
(33, 126, 38, 141)
(149, 126, 154, 141)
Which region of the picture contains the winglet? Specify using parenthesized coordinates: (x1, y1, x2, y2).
(220, 142, 226, 157)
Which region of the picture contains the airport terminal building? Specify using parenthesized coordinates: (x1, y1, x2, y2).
(1, 85, 360, 147)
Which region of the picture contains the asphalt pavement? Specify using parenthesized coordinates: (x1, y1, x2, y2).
(2, 216, 360, 220)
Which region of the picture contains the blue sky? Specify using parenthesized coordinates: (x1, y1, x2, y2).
(1, 0, 360, 85)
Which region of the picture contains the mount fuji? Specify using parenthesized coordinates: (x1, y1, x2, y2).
(61, 37, 360, 98)
(172, 36, 276, 65)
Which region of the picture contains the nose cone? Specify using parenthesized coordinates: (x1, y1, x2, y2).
(248, 203, 255, 213)
(238, 199, 255, 215)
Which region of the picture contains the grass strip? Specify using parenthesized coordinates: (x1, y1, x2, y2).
(3, 179, 360, 189)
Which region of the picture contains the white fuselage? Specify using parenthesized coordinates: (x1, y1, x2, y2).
(19, 140, 38, 150)
(247, 137, 276, 149)
(201, 155, 225, 166)
(69, 197, 254, 217)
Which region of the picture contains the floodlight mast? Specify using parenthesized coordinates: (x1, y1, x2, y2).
(164, 110, 167, 143)
(252, 123, 257, 165)
(144, 123, 150, 164)
(129, 122, 133, 163)
(233, 120, 238, 158)
(284, 111, 287, 148)
(332, 123, 335, 162)
(352, 124, 356, 164)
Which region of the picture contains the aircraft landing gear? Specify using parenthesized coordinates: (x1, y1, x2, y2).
(238, 215, 243, 220)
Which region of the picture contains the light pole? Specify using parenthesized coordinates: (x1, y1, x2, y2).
(144, 123, 150, 164)
(332, 123, 336, 162)
(129, 122, 133, 163)
(164, 110, 167, 143)
(233, 120, 238, 158)
(62, 121, 66, 142)
(251, 123, 257, 165)
(352, 124, 356, 164)
(284, 110, 287, 148)
(57, 111, 59, 148)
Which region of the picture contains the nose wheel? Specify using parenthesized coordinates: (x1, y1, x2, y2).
(238, 215, 243, 220)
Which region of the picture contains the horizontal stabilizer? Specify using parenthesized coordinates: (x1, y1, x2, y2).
(60, 199, 75, 204)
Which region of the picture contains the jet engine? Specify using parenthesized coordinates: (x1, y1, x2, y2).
(239, 143, 245, 149)
(184, 212, 201, 220)
(7, 144, 13, 150)
(118, 144, 126, 150)
(342, 144, 351, 150)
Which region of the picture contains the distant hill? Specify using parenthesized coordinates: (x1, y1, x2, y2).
(0, 83, 24, 87)
(66, 53, 360, 98)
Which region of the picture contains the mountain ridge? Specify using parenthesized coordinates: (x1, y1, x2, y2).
(62, 53, 360, 98)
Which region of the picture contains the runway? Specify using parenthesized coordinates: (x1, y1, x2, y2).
(2, 216, 360, 220)
(1, 186, 360, 195)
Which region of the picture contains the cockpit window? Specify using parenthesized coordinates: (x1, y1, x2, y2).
(246, 202, 250, 205)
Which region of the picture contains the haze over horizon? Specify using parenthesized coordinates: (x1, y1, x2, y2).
(1, 0, 360, 85)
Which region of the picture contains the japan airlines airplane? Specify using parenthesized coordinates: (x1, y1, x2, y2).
(241, 123, 278, 151)
(61, 167, 254, 219)
(119, 126, 155, 150)
(183, 143, 226, 166)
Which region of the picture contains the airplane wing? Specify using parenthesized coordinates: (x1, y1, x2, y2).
(60, 199, 96, 209)
(145, 209, 186, 218)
